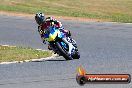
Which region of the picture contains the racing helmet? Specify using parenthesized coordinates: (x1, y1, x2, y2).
(35, 12, 45, 25)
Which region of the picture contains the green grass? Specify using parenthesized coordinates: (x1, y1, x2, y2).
(0, 0, 132, 22)
(0, 45, 52, 62)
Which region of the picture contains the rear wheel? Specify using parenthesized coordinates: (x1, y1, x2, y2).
(56, 42, 73, 60)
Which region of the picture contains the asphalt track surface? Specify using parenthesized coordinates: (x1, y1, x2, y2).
(0, 15, 132, 88)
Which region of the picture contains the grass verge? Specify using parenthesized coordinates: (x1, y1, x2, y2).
(0, 0, 132, 23)
(0, 45, 52, 63)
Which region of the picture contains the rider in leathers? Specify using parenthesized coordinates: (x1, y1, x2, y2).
(35, 12, 76, 51)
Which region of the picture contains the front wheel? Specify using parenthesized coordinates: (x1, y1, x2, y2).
(72, 51, 80, 59)
(56, 42, 73, 60)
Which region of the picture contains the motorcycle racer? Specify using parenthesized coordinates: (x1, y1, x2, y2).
(35, 12, 72, 49)
(35, 12, 77, 52)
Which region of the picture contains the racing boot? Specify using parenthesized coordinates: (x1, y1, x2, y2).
(65, 30, 71, 37)
(48, 43, 52, 50)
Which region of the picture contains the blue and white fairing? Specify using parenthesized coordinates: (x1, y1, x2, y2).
(44, 26, 76, 56)
(61, 37, 76, 56)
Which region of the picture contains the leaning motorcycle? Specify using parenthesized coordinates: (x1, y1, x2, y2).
(44, 26, 80, 60)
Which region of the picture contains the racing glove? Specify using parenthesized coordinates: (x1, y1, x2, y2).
(41, 37, 46, 44)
